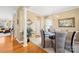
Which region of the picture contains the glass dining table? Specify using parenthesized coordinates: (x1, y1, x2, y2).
(45, 32, 56, 39)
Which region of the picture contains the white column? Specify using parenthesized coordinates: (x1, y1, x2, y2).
(23, 7, 27, 47)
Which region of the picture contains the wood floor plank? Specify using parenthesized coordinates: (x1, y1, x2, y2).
(0, 35, 47, 53)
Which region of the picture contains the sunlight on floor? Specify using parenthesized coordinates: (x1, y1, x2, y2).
(0, 37, 5, 44)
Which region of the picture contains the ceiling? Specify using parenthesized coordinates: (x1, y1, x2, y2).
(29, 6, 79, 16)
(0, 6, 18, 20)
(0, 6, 78, 20)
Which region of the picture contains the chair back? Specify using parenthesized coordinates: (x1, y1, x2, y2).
(73, 31, 79, 53)
(56, 32, 67, 53)
(65, 31, 76, 52)
(71, 31, 76, 47)
(71, 31, 76, 52)
(75, 31, 79, 42)
(40, 29, 45, 48)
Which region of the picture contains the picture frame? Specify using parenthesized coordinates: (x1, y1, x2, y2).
(58, 17, 75, 27)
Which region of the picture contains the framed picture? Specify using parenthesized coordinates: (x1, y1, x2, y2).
(58, 17, 75, 27)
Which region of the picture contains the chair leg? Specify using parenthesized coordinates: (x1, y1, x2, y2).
(43, 40, 45, 48)
(51, 40, 53, 47)
(71, 45, 74, 53)
(43, 44, 45, 48)
(71, 49, 74, 53)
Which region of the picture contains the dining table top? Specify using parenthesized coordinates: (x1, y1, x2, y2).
(45, 32, 55, 37)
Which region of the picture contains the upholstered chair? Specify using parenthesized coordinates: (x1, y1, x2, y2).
(40, 29, 53, 48)
(75, 31, 79, 42)
(65, 31, 76, 53)
(55, 32, 67, 53)
(74, 31, 79, 53)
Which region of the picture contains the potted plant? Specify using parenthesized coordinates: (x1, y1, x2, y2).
(27, 27, 32, 43)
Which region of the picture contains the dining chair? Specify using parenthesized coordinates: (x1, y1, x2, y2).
(55, 32, 67, 53)
(65, 31, 76, 53)
(73, 31, 79, 53)
(40, 29, 53, 48)
(40, 29, 45, 48)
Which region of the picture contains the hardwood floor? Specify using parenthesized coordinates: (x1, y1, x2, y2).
(0, 35, 47, 53)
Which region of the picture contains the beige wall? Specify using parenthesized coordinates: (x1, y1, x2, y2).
(47, 8, 79, 32)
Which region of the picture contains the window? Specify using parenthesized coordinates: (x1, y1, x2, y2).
(45, 19, 52, 32)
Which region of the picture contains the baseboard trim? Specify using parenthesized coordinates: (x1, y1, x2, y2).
(16, 38, 23, 44)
